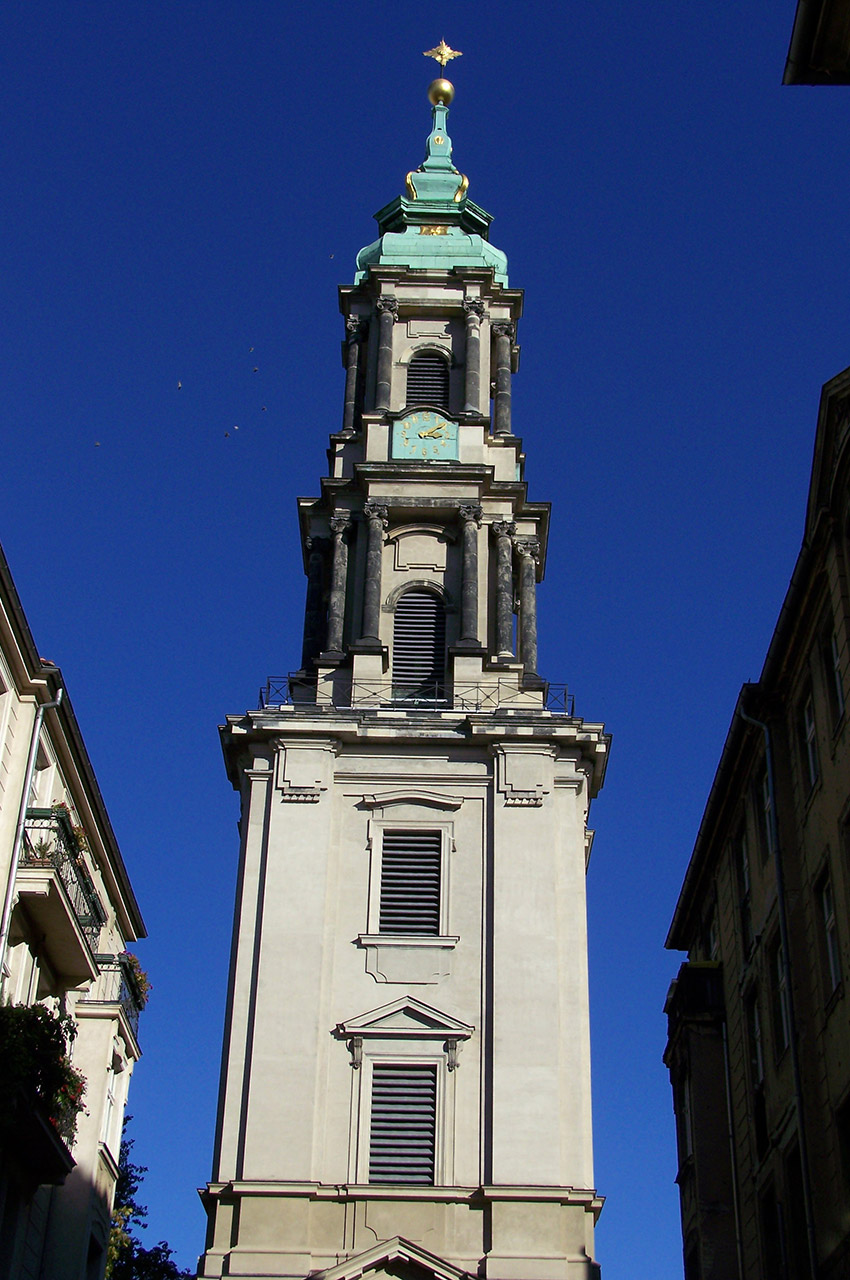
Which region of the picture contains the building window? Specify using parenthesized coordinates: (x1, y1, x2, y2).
(818, 869, 841, 996)
(754, 765, 775, 865)
(770, 937, 791, 1058)
(758, 1182, 787, 1277)
(392, 589, 446, 701)
(406, 351, 450, 411)
(747, 990, 768, 1159)
(735, 830, 754, 957)
(820, 625, 845, 730)
(368, 1062, 438, 1184)
(799, 692, 819, 792)
(379, 830, 441, 935)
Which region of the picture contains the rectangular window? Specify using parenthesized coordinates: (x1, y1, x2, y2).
(799, 693, 819, 792)
(735, 830, 754, 956)
(754, 766, 775, 865)
(747, 989, 768, 1158)
(369, 1062, 437, 1184)
(771, 938, 791, 1058)
(379, 830, 442, 935)
(819, 871, 841, 995)
(821, 626, 845, 729)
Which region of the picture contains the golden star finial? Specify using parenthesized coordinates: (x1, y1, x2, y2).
(424, 40, 462, 70)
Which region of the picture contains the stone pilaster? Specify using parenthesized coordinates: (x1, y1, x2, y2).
(342, 318, 366, 435)
(323, 516, 352, 658)
(491, 521, 516, 658)
(492, 322, 515, 437)
(359, 503, 388, 644)
(374, 298, 398, 412)
(515, 537, 540, 679)
(463, 300, 485, 414)
(455, 504, 484, 648)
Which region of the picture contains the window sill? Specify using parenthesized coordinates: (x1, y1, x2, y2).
(357, 935, 459, 984)
(358, 934, 459, 949)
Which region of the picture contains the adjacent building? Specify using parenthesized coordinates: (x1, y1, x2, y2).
(665, 365, 850, 1278)
(200, 62, 609, 1280)
(0, 544, 146, 1280)
(784, 0, 850, 84)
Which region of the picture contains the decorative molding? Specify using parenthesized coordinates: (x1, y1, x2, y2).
(493, 742, 556, 807)
(382, 579, 457, 613)
(359, 790, 463, 811)
(273, 738, 339, 803)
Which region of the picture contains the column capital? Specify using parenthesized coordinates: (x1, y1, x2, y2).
(363, 501, 389, 528)
(513, 536, 540, 563)
(463, 299, 486, 320)
(491, 321, 515, 341)
(458, 503, 483, 526)
(345, 316, 367, 339)
(306, 535, 331, 555)
(375, 297, 398, 316)
(491, 520, 516, 540)
(329, 514, 353, 538)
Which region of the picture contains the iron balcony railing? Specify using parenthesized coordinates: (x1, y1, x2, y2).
(21, 809, 107, 954)
(81, 955, 144, 1040)
(259, 675, 574, 716)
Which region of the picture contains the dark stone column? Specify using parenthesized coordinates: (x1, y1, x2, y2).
(515, 538, 540, 678)
(457, 504, 483, 645)
(360, 502, 388, 642)
(374, 298, 398, 412)
(342, 318, 365, 435)
(492, 322, 515, 437)
(300, 536, 329, 669)
(491, 522, 516, 657)
(463, 300, 485, 414)
(324, 515, 351, 656)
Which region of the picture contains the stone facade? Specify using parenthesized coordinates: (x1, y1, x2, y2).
(200, 77, 609, 1280)
(0, 544, 146, 1280)
(665, 365, 850, 1279)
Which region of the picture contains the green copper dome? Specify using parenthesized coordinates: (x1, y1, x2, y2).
(355, 92, 509, 286)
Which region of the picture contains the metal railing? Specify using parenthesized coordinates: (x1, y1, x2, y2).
(259, 675, 574, 716)
(81, 955, 144, 1039)
(21, 809, 106, 954)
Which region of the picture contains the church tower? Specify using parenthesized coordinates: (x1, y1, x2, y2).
(200, 51, 609, 1280)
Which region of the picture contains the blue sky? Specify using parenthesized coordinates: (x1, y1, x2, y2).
(1, 3, 847, 1276)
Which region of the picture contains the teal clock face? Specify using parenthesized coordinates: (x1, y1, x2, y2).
(392, 411, 459, 461)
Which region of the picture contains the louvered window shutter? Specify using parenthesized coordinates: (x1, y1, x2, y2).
(369, 1063, 437, 1184)
(392, 590, 446, 701)
(406, 352, 450, 410)
(380, 830, 441, 935)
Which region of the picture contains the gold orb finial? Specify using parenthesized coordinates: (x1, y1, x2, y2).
(428, 78, 455, 106)
(424, 40, 462, 70)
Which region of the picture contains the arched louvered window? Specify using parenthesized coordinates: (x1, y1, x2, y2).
(392, 589, 446, 702)
(406, 351, 450, 410)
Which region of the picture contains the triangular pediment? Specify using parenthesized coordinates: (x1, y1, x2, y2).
(313, 1235, 473, 1280)
(335, 996, 473, 1040)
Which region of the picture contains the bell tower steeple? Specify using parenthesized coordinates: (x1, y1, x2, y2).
(200, 54, 609, 1280)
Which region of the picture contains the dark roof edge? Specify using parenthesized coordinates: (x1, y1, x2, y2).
(0, 543, 146, 938)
